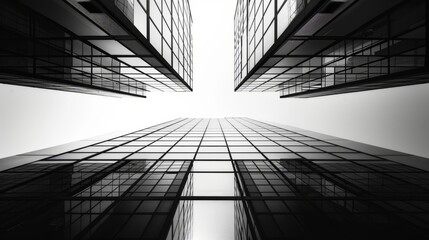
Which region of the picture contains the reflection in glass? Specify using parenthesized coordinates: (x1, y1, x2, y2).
(1, 118, 429, 239)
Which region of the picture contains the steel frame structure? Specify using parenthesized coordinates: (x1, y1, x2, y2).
(0, 0, 193, 98)
(1, 118, 429, 239)
(234, 0, 429, 98)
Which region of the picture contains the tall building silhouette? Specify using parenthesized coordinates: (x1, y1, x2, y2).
(234, 0, 429, 97)
(1, 118, 428, 239)
(0, 0, 193, 97)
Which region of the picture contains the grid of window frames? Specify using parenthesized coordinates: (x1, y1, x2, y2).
(234, 0, 311, 90)
(146, 0, 193, 88)
(1, 118, 429, 239)
(83, 0, 193, 91)
(234, 0, 428, 98)
(110, 0, 192, 92)
(112, 0, 193, 90)
(0, 0, 193, 97)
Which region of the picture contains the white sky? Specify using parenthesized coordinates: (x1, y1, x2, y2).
(147, 0, 281, 118)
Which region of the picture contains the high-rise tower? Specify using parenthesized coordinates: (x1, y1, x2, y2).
(234, 0, 429, 97)
(1, 118, 428, 239)
(0, 0, 193, 97)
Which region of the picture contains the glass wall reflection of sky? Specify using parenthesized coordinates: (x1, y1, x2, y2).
(1, 118, 429, 239)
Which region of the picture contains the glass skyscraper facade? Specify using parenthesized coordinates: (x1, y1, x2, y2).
(1, 118, 429, 239)
(0, 0, 193, 98)
(234, 0, 429, 97)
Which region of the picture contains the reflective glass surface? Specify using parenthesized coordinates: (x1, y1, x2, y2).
(1, 118, 429, 239)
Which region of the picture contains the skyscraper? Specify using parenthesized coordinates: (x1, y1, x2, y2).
(0, 0, 193, 98)
(234, 0, 429, 97)
(1, 118, 428, 239)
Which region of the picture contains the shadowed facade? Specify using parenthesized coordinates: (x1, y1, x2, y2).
(0, 0, 193, 97)
(1, 118, 429, 239)
(234, 0, 429, 98)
